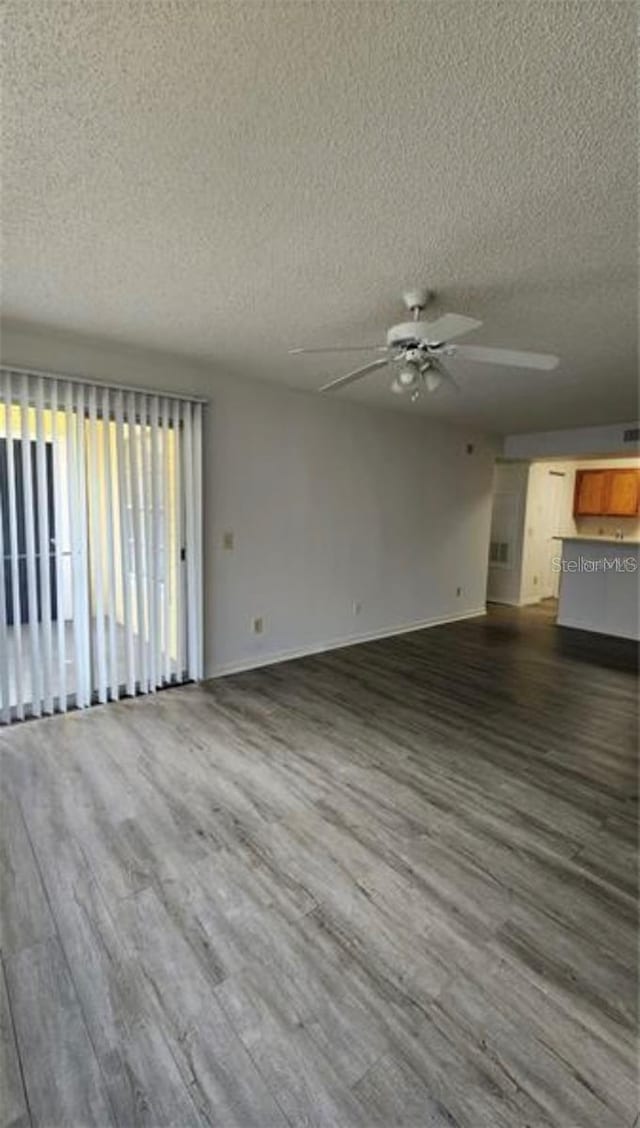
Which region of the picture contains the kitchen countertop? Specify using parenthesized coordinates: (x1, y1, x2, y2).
(552, 535, 640, 546)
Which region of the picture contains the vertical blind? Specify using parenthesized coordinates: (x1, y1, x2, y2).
(0, 368, 204, 723)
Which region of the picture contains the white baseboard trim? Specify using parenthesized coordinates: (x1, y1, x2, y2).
(207, 606, 487, 679)
(487, 596, 542, 607)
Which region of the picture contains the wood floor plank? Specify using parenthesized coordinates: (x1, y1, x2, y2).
(5, 938, 116, 1128)
(216, 967, 372, 1127)
(360, 1004, 557, 1128)
(158, 862, 391, 1088)
(0, 958, 30, 1128)
(0, 776, 55, 959)
(3, 715, 151, 905)
(398, 812, 637, 970)
(492, 900, 637, 1044)
(572, 822, 638, 901)
(114, 886, 289, 1127)
(0, 602, 636, 1128)
(11, 764, 209, 1128)
(353, 1051, 467, 1128)
(429, 958, 633, 1127)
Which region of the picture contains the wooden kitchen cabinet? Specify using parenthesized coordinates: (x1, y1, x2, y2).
(573, 470, 608, 515)
(606, 468, 640, 515)
(573, 468, 640, 516)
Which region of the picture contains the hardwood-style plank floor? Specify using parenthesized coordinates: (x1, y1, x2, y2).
(1, 602, 637, 1128)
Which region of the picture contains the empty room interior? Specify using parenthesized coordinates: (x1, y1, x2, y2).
(1, 3, 638, 1128)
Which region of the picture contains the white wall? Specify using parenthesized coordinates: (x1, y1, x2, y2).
(1, 320, 499, 677)
(504, 422, 639, 460)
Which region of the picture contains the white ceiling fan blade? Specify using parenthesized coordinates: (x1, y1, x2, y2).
(422, 314, 482, 344)
(289, 345, 387, 355)
(319, 357, 389, 392)
(454, 345, 559, 370)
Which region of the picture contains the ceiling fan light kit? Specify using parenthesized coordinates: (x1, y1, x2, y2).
(425, 369, 443, 394)
(398, 364, 419, 386)
(289, 288, 559, 402)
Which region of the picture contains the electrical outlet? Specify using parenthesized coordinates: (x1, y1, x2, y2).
(352, 601, 362, 615)
(533, 575, 538, 586)
(223, 531, 234, 550)
(252, 616, 264, 635)
(456, 586, 462, 597)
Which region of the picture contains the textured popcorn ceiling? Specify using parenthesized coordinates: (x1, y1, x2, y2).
(2, 0, 637, 432)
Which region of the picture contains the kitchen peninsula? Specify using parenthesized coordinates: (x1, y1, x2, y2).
(554, 536, 640, 640)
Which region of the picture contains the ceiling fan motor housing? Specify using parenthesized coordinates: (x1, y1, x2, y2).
(404, 346, 425, 364)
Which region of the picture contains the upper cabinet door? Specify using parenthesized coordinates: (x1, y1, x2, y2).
(605, 469, 640, 516)
(574, 467, 640, 516)
(574, 470, 608, 515)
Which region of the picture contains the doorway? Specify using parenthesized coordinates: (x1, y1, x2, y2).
(487, 460, 571, 607)
(540, 470, 566, 599)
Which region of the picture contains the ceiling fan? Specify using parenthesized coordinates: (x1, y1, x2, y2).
(289, 288, 559, 402)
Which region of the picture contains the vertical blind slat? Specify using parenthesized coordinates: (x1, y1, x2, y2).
(102, 387, 119, 701)
(128, 393, 147, 693)
(35, 376, 54, 713)
(183, 402, 197, 680)
(4, 372, 25, 720)
(141, 394, 155, 692)
(193, 401, 204, 680)
(0, 476, 10, 723)
(174, 401, 184, 682)
(115, 390, 135, 697)
(88, 385, 107, 703)
(161, 398, 172, 686)
(50, 380, 67, 712)
(20, 374, 42, 715)
(66, 381, 84, 708)
(150, 395, 161, 690)
(74, 382, 92, 708)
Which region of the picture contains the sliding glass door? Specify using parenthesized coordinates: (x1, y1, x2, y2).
(0, 438, 57, 625)
(0, 370, 203, 723)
